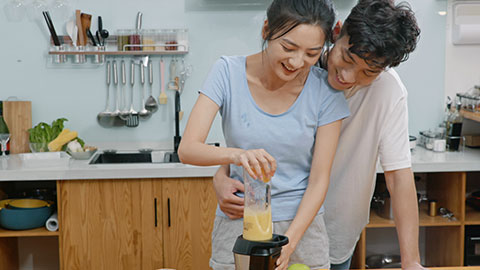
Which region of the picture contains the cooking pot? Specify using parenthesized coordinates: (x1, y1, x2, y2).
(0, 199, 53, 230)
(366, 254, 401, 268)
(372, 192, 427, 220)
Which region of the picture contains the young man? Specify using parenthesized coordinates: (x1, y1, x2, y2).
(212, 0, 424, 269)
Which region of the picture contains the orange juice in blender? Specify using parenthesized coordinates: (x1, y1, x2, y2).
(243, 168, 273, 241)
(243, 205, 272, 241)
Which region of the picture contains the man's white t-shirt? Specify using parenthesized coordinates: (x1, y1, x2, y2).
(323, 68, 412, 264)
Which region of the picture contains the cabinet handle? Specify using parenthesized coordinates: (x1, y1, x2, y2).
(167, 198, 171, 227)
(154, 198, 158, 227)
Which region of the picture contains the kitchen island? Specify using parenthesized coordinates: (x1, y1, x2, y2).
(0, 147, 480, 270)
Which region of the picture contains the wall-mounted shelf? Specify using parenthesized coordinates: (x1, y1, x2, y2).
(0, 227, 59, 237)
(48, 30, 188, 65)
(48, 50, 188, 56)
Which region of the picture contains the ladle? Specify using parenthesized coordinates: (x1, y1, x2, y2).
(97, 61, 114, 127)
(119, 60, 130, 120)
(138, 61, 152, 120)
(145, 60, 158, 112)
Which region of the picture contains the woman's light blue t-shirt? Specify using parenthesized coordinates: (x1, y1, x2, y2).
(200, 55, 350, 221)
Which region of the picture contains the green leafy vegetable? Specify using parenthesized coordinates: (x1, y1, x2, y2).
(28, 118, 69, 143)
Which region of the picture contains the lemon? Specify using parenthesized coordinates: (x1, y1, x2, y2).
(288, 264, 311, 270)
(251, 167, 271, 183)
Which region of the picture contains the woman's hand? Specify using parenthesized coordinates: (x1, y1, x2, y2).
(231, 149, 276, 181)
(274, 242, 295, 270)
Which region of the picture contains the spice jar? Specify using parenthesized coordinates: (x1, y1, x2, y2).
(117, 29, 130, 51)
(141, 29, 156, 51)
(429, 200, 437, 217)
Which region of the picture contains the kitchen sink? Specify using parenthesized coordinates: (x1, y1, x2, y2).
(89, 151, 180, 164)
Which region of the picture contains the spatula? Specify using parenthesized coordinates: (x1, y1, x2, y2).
(75, 10, 84, 46)
(80, 13, 91, 46)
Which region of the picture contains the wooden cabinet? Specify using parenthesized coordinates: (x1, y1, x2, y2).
(59, 178, 163, 270)
(351, 172, 469, 269)
(58, 177, 216, 270)
(161, 178, 218, 270)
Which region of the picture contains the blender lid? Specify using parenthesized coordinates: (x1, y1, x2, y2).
(232, 234, 289, 256)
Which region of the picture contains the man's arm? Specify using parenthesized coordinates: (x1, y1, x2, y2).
(385, 167, 424, 270)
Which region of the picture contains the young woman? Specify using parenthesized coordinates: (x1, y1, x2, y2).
(178, 0, 349, 269)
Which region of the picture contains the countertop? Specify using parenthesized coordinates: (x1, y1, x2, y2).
(1, 146, 480, 181)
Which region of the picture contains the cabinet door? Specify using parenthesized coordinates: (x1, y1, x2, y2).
(59, 179, 163, 270)
(161, 178, 217, 270)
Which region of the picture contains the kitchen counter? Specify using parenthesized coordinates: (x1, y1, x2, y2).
(0, 152, 219, 181)
(0, 146, 479, 181)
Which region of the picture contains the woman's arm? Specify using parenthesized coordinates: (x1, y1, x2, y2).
(275, 119, 343, 270)
(178, 94, 276, 179)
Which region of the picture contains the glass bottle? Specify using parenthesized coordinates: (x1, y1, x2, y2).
(0, 101, 10, 155)
(447, 102, 463, 151)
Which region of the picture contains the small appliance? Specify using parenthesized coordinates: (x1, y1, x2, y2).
(232, 168, 288, 270)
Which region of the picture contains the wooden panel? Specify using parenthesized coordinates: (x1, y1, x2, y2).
(59, 179, 163, 270)
(427, 172, 466, 222)
(350, 229, 366, 269)
(161, 178, 217, 270)
(0, 238, 18, 270)
(3, 101, 32, 154)
(368, 202, 461, 228)
(462, 110, 480, 123)
(425, 226, 462, 266)
(0, 227, 58, 237)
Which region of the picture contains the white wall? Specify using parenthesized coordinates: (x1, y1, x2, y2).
(0, 0, 448, 147)
(445, 0, 480, 99)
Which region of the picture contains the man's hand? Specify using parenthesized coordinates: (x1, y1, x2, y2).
(213, 167, 245, 219)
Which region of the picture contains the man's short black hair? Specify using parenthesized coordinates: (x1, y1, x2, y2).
(340, 0, 420, 69)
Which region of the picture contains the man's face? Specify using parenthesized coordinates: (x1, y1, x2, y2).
(327, 35, 384, 91)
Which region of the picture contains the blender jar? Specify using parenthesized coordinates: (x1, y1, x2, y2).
(243, 168, 272, 241)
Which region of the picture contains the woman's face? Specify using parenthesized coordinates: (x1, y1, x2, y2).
(264, 23, 325, 83)
(327, 35, 383, 90)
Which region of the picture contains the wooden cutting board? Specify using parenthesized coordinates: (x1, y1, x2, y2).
(3, 101, 32, 154)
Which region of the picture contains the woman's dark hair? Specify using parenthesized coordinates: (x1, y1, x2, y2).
(262, 0, 336, 49)
(340, 0, 420, 69)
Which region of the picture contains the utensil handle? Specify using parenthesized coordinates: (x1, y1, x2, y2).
(86, 28, 97, 46)
(140, 61, 145, 85)
(98, 16, 103, 32)
(106, 61, 111, 86)
(113, 60, 118, 85)
(148, 61, 153, 85)
(121, 60, 126, 85)
(136, 12, 143, 31)
(130, 60, 135, 86)
(160, 59, 165, 92)
(169, 59, 176, 81)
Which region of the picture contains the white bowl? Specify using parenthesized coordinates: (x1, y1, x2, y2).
(67, 148, 97, 160)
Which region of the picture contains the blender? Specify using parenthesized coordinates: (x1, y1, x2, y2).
(232, 168, 289, 270)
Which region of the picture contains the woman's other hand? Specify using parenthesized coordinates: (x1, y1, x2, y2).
(231, 148, 277, 181)
(275, 242, 295, 270)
